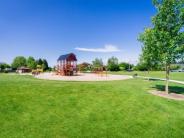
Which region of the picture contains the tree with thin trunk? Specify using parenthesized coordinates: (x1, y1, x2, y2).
(139, 0, 184, 93)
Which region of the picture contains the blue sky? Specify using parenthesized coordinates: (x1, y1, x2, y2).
(0, 0, 156, 66)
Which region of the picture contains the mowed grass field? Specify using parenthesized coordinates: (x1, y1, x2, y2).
(0, 74, 184, 138)
(110, 71, 184, 81)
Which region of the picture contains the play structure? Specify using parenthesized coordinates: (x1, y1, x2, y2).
(32, 69, 43, 75)
(57, 53, 77, 76)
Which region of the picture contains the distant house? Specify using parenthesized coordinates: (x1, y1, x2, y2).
(16, 67, 31, 73)
(78, 62, 92, 72)
(57, 53, 77, 76)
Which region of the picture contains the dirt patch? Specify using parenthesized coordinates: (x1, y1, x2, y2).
(150, 90, 184, 101)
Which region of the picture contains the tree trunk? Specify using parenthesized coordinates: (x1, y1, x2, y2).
(165, 64, 170, 94)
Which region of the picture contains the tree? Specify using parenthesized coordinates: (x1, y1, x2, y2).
(107, 56, 120, 71)
(134, 63, 148, 71)
(139, 0, 184, 93)
(92, 58, 103, 68)
(12, 56, 27, 69)
(119, 62, 134, 71)
(36, 58, 43, 66)
(42, 59, 49, 71)
(138, 28, 162, 71)
(27, 56, 36, 69)
(0, 63, 10, 71)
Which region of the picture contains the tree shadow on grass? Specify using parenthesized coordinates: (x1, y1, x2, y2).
(152, 85, 184, 94)
(146, 78, 158, 81)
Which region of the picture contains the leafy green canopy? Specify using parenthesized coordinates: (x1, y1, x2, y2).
(152, 0, 184, 64)
(119, 62, 134, 71)
(139, 29, 162, 70)
(27, 56, 36, 69)
(139, 0, 184, 92)
(139, 0, 184, 68)
(11, 56, 49, 70)
(0, 63, 10, 70)
(92, 58, 103, 68)
(107, 56, 120, 71)
(11, 56, 27, 69)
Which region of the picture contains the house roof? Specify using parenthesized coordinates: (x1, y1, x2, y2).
(57, 53, 77, 61)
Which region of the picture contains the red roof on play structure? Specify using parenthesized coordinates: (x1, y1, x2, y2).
(57, 53, 77, 61)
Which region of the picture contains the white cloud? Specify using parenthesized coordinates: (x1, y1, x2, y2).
(75, 44, 121, 53)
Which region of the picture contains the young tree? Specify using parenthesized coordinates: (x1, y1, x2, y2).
(107, 56, 120, 71)
(92, 58, 103, 68)
(12, 56, 27, 69)
(140, 0, 184, 93)
(27, 56, 36, 69)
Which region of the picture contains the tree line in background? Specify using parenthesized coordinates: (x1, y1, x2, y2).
(0, 56, 50, 72)
(78, 56, 183, 72)
(1, 55, 183, 73)
(78, 57, 134, 72)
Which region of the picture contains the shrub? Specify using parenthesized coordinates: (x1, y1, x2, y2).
(170, 64, 181, 70)
(107, 57, 120, 71)
(119, 62, 134, 71)
(4, 70, 8, 73)
(108, 64, 120, 71)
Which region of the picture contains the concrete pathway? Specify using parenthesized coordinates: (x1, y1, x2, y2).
(136, 76, 184, 85)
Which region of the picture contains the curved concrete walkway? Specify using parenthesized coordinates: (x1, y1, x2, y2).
(35, 73, 132, 81)
(136, 76, 184, 85)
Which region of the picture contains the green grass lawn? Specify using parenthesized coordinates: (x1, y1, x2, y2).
(0, 74, 184, 138)
(110, 71, 184, 81)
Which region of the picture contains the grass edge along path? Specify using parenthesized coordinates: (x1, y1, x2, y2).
(109, 71, 184, 82)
